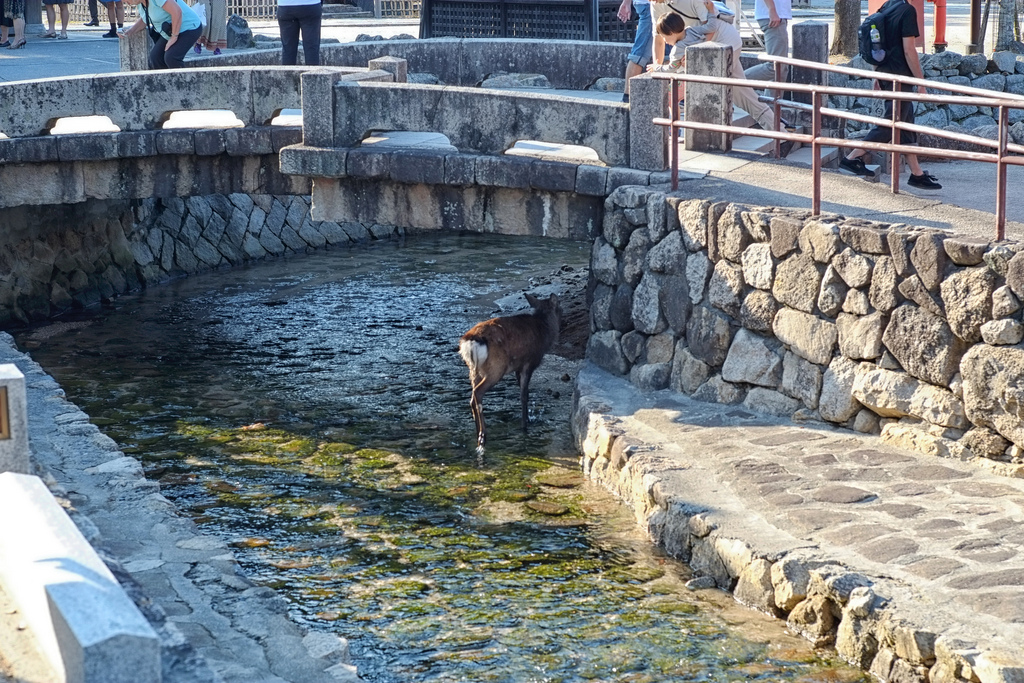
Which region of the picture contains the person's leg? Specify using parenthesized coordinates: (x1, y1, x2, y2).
(277, 5, 300, 65)
(729, 47, 775, 130)
(149, 37, 167, 68)
(58, 3, 68, 35)
(86, 0, 98, 24)
(744, 18, 789, 82)
(115, 0, 123, 26)
(12, 16, 24, 44)
(45, 3, 55, 33)
(623, 2, 651, 100)
(102, 0, 117, 35)
(298, 2, 321, 65)
(162, 25, 201, 67)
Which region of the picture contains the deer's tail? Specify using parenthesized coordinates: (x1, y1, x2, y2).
(459, 337, 488, 370)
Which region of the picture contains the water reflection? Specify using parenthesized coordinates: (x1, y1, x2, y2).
(17, 234, 866, 683)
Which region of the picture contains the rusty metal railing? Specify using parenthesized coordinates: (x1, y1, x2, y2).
(651, 54, 1024, 239)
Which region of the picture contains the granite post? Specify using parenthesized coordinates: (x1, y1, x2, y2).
(684, 42, 732, 152)
(629, 72, 671, 170)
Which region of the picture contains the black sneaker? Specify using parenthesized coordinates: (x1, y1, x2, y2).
(83, 19, 99, 26)
(839, 156, 874, 178)
(908, 171, 942, 190)
(622, 93, 630, 104)
(102, 29, 118, 37)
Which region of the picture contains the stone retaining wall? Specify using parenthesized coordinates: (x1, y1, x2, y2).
(834, 51, 1024, 143)
(0, 193, 402, 326)
(587, 186, 1024, 477)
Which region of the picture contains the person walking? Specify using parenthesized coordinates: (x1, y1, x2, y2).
(838, 0, 941, 190)
(119, 0, 202, 68)
(192, 0, 226, 55)
(743, 0, 791, 82)
(2, 0, 25, 49)
(99, 0, 124, 36)
(277, 0, 322, 66)
(83, 0, 99, 25)
(42, 0, 71, 39)
(616, 0, 656, 102)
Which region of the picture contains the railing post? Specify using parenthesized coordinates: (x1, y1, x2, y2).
(811, 91, 822, 216)
(630, 73, 671, 170)
(890, 81, 900, 194)
(996, 104, 1008, 240)
(670, 79, 680, 190)
(684, 42, 732, 152)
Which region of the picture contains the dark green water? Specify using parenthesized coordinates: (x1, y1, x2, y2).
(17, 233, 866, 683)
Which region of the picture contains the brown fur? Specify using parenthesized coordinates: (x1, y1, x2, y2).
(458, 293, 560, 445)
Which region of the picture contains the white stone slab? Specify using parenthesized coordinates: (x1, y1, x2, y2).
(0, 472, 161, 683)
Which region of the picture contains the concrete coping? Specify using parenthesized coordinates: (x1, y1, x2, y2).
(0, 472, 161, 683)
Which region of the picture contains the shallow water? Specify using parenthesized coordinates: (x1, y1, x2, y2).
(17, 233, 867, 683)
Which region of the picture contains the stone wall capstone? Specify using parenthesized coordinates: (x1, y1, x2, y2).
(589, 188, 1024, 477)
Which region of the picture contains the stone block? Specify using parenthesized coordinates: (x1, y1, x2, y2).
(837, 311, 887, 360)
(605, 167, 650, 194)
(193, 129, 227, 156)
(279, 145, 347, 178)
(301, 70, 349, 148)
(575, 165, 609, 196)
(679, 199, 711, 252)
(271, 126, 304, 151)
(156, 129, 196, 156)
(839, 224, 889, 254)
(684, 42, 732, 152)
(740, 290, 779, 333)
(781, 351, 822, 409)
(774, 308, 836, 365)
(770, 216, 802, 258)
(773, 253, 822, 313)
(443, 154, 477, 185)
(735, 558, 779, 615)
(670, 343, 710, 394)
(389, 151, 445, 185)
(943, 236, 989, 265)
(790, 22, 828, 104)
(981, 319, 1024, 345)
(587, 330, 630, 375)
(530, 159, 577, 192)
(853, 365, 968, 429)
(686, 305, 733, 367)
(114, 130, 159, 158)
(910, 232, 946, 291)
(0, 365, 29, 475)
(799, 220, 842, 262)
(475, 155, 531, 189)
(722, 329, 781, 387)
(940, 266, 996, 343)
(346, 148, 392, 179)
(771, 557, 810, 612)
(0, 472, 161, 683)
(225, 127, 274, 156)
(743, 387, 800, 417)
(629, 73, 670, 170)
(368, 55, 408, 83)
(0, 137, 59, 164)
(632, 272, 668, 334)
(55, 134, 119, 161)
(882, 304, 965, 387)
(647, 232, 685, 275)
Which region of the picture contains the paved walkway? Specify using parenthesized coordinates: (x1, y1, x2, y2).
(575, 363, 1024, 672)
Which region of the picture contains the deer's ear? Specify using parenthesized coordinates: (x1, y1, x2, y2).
(524, 292, 539, 307)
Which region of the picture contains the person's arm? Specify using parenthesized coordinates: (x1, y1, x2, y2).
(762, 0, 779, 27)
(160, 0, 183, 50)
(653, 33, 666, 66)
(617, 0, 632, 23)
(117, 17, 146, 37)
(903, 35, 925, 93)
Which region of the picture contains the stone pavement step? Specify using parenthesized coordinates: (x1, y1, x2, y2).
(573, 362, 1024, 680)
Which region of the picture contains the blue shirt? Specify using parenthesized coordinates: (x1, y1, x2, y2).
(142, 0, 202, 39)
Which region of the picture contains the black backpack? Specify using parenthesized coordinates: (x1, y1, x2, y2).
(858, 0, 905, 66)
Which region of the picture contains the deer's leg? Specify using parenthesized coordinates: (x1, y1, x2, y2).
(471, 373, 500, 446)
(518, 367, 535, 433)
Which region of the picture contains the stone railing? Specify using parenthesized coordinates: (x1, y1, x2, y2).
(833, 50, 1024, 143)
(587, 186, 1024, 477)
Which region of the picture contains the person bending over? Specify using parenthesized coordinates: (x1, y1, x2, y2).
(650, 9, 791, 157)
(119, 0, 202, 69)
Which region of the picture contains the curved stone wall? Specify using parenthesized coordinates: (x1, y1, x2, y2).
(0, 194, 401, 326)
(587, 186, 1024, 477)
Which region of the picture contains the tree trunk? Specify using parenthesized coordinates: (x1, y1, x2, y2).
(831, 0, 862, 57)
(995, 0, 1015, 48)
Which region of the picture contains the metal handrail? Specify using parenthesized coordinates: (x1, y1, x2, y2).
(651, 54, 1024, 239)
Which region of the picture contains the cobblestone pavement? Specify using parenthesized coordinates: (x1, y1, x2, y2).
(575, 362, 1024, 670)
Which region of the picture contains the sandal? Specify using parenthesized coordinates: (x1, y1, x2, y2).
(7, 38, 26, 49)
(58, 33, 68, 39)
(43, 31, 57, 38)
(0, 41, 9, 48)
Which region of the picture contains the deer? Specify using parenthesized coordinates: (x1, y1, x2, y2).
(458, 293, 561, 446)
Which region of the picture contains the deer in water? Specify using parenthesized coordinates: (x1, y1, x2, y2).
(458, 293, 561, 446)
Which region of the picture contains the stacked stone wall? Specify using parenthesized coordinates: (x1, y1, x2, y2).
(588, 186, 1024, 478)
(832, 51, 1024, 143)
(0, 194, 400, 326)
